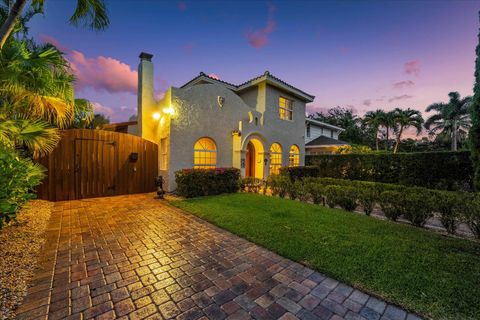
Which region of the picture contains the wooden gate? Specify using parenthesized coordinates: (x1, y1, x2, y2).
(36, 129, 158, 201)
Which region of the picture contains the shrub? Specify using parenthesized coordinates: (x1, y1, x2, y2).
(286, 179, 299, 200)
(403, 189, 434, 227)
(460, 194, 480, 239)
(324, 185, 357, 211)
(175, 168, 240, 198)
(433, 191, 462, 234)
(268, 174, 289, 198)
(241, 177, 263, 193)
(357, 188, 376, 215)
(379, 191, 405, 221)
(0, 145, 45, 229)
(295, 180, 310, 202)
(305, 151, 473, 191)
(305, 181, 324, 205)
(280, 166, 320, 181)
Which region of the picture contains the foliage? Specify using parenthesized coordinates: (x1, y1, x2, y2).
(323, 185, 339, 208)
(175, 168, 240, 198)
(392, 108, 424, 153)
(0, 143, 45, 228)
(267, 174, 289, 198)
(89, 113, 110, 129)
(363, 109, 385, 151)
(434, 191, 462, 234)
(240, 177, 263, 193)
(426, 92, 472, 151)
(357, 188, 376, 215)
(294, 180, 310, 202)
(308, 106, 374, 145)
(71, 98, 94, 128)
(334, 144, 372, 154)
(471, 14, 480, 191)
(460, 194, 480, 239)
(0, 117, 60, 156)
(304, 179, 324, 205)
(280, 166, 320, 181)
(0, 39, 75, 128)
(305, 151, 473, 191)
(402, 189, 434, 227)
(173, 193, 480, 320)
(378, 191, 405, 221)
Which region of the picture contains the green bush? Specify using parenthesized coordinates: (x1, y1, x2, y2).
(295, 180, 310, 202)
(286, 179, 299, 200)
(357, 188, 376, 215)
(379, 191, 405, 221)
(305, 181, 324, 205)
(403, 189, 434, 227)
(323, 185, 357, 211)
(267, 174, 289, 198)
(461, 194, 480, 239)
(0, 145, 45, 229)
(305, 151, 473, 191)
(434, 191, 462, 234)
(175, 168, 240, 198)
(241, 177, 263, 193)
(280, 166, 320, 181)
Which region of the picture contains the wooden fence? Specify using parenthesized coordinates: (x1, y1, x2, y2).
(36, 129, 158, 201)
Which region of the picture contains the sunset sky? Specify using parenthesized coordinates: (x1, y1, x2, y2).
(29, 0, 480, 123)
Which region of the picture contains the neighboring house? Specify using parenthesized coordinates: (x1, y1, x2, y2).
(134, 52, 315, 191)
(305, 118, 348, 154)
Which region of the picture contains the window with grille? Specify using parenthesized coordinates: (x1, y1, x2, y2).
(269, 143, 282, 175)
(289, 145, 300, 167)
(194, 138, 217, 169)
(279, 97, 293, 120)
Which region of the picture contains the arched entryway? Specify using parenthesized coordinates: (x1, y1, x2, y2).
(244, 137, 264, 179)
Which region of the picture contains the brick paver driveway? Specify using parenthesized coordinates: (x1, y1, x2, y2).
(17, 194, 420, 320)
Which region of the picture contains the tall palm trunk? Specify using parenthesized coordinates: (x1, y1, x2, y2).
(0, 0, 27, 49)
(452, 120, 458, 151)
(375, 128, 379, 151)
(385, 126, 389, 151)
(393, 126, 404, 154)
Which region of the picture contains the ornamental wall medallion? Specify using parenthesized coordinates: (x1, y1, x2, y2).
(217, 96, 225, 108)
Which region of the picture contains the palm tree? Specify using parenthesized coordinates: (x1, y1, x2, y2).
(0, 39, 75, 127)
(0, 0, 109, 49)
(379, 110, 396, 151)
(363, 109, 385, 151)
(425, 92, 472, 151)
(392, 108, 424, 153)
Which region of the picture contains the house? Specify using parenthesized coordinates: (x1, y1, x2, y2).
(305, 118, 348, 154)
(134, 52, 314, 191)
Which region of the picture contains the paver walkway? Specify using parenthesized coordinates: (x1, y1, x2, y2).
(17, 194, 421, 320)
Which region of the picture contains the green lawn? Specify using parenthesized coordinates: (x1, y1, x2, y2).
(171, 193, 480, 320)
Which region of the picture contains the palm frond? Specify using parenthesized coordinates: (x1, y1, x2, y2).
(69, 0, 109, 30)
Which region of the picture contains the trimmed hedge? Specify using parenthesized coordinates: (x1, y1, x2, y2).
(175, 168, 240, 198)
(301, 151, 473, 191)
(266, 175, 480, 238)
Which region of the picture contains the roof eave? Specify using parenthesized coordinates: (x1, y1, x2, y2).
(238, 76, 315, 102)
(306, 118, 345, 131)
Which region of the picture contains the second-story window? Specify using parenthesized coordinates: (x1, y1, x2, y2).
(306, 123, 311, 137)
(279, 97, 293, 121)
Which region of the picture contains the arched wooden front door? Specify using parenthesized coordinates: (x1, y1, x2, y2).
(245, 141, 255, 177)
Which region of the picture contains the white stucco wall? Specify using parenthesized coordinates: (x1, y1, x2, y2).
(158, 83, 306, 191)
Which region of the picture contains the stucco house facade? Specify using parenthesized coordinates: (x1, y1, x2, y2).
(134, 52, 315, 191)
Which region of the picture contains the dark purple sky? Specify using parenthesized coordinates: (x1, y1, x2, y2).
(30, 0, 480, 123)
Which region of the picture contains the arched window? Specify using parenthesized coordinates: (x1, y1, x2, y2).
(269, 143, 282, 175)
(289, 145, 300, 167)
(194, 138, 217, 169)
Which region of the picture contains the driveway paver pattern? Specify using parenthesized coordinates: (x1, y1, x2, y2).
(16, 194, 422, 320)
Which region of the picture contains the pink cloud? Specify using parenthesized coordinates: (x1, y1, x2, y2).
(245, 4, 276, 48)
(362, 99, 372, 107)
(92, 102, 114, 117)
(40, 34, 137, 94)
(393, 80, 415, 89)
(178, 1, 187, 11)
(388, 94, 413, 102)
(208, 73, 220, 80)
(404, 60, 420, 76)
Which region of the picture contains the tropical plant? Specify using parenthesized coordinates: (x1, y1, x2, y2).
(379, 110, 396, 151)
(71, 98, 94, 129)
(88, 113, 110, 129)
(471, 12, 480, 191)
(0, 0, 109, 49)
(0, 39, 75, 127)
(363, 109, 385, 151)
(392, 108, 424, 153)
(0, 142, 45, 228)
(425, 92, 472, 151)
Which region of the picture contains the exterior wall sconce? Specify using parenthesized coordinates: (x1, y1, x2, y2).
(153, 112, 160, 120)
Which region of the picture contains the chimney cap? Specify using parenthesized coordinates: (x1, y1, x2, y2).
(139, 52, 153, 61)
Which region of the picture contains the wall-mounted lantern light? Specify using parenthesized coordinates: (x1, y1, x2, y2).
(153, 112, 161, 120)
